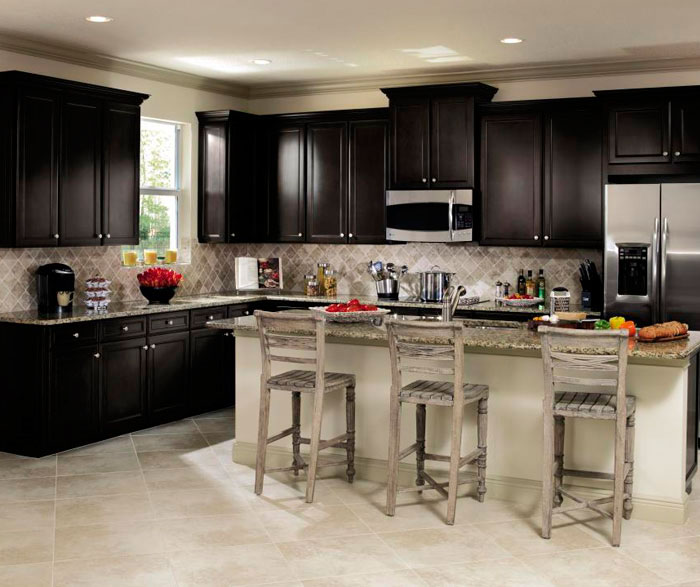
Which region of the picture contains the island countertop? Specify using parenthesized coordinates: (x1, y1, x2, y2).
(209, 314, 700, 365)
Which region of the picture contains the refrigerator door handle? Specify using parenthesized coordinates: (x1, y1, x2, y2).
(660, 217, 669, 322)
(651, 217, 660, 325)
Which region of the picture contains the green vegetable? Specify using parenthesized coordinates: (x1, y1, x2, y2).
(594, 319, 611, 330)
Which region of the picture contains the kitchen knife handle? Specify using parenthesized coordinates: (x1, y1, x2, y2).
(660, 217, 669, 322)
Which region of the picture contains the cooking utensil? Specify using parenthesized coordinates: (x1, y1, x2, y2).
(418, 265, 456, 302)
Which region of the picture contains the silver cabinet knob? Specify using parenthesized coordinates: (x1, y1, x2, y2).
(675, 151, 681, 156)
(150, 344, 156, 349)
(143, 345, 148, 350)
(244, 310, 250, 315)
(208, 315, 214, 321)
(348, 233, 353, 238)
(298, 232, 303, 237)
(73, 332, 80, 338)
(166, 320, 173, 326)
(93, 353, 100, 358)
(98, 233, 103, 239)
(106, 234, 111, 239)
(223, 332, 230, 337)
(422, 178, 427, 183)
(230, 233, 235, 237)
(340, 232, 344, 237)
(53, 234, 59, 239)
(534, 235, 539, 241)
(122, 326, 129, 332)
(544, 235, 550, 241)
(663, 151, 669, 156)
(431, 178, 436, 183)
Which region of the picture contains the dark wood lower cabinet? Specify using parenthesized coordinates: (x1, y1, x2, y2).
(148, 331, 190, 424)
(190, 328, 234, 415)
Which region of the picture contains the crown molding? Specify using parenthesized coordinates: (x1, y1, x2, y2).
(248, 55, 700, 99)
(0, 33, 250, 99)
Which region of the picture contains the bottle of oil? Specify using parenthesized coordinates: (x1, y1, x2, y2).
(517, 269, 526, 295)
(525, 270, 535, 296)
(537, 269, 546, 299)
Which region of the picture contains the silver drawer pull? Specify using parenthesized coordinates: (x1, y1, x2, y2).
(93, 352, 100, 358)
(297, 232, 303, 237)
(98, 233, 103, 238)
(73, 332, 80, 338)
(208, 315, 214, 320)
(53, 233, 60, 239)
(143, 345, 148, 350)
(106, 234, 111, 239)
(348, 233, 353, 238)
(122, 326, 129, 332)
(675, 151, 681, 156)
(207, 234, 221, 238)
(150, 344, 156, 349)
(663, 151, 669, 156)
(166, 320, 174, 326)
(244, 310, 249, 315)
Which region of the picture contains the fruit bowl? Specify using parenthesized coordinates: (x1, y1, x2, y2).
(496, 296, 544, 307)
(309, 306, 391, 323)
(140, 286, 178, 305)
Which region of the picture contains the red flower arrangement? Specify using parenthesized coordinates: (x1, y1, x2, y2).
(137, 267, 184, 288)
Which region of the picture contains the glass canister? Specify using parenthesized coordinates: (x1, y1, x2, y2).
(324, 269, 338, 297)
(316, 263, 329, 295)
(304, 274, 319, 296)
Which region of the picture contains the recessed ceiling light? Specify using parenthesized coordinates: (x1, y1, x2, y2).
(251, 59, 272, 65)
(500, 37, 523, 44)
(85, 15, 113, 23)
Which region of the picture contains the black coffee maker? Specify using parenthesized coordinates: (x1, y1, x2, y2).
(36, 264, 75, 313)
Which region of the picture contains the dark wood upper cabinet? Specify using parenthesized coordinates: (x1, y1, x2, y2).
(102, 103, 140, 245)
(0, 71, 148, 248)
(348, 119, 388, 243)
(228, 114, 260, 242)
(306, 122, 347, 243)
(480, 112, 542, 246)
(197, 117, 227, 243)
(147, 330, 190, 425)
(543, 104, 603, 247)
(607, 100, 670, 164)
(672, 99, 700, 163)
(382, 83, 497, 190)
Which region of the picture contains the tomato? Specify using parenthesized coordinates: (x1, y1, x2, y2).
(348, 299, 360, 305)
(326, 306, 340, 313)
(364, 304, 378, 311)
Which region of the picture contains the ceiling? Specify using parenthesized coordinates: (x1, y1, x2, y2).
(3, 0, 700, 95)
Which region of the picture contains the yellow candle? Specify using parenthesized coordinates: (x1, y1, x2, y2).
(165, 249, 178, 264)
(143, 250, 158, 265)
(122, 250, 138, 267)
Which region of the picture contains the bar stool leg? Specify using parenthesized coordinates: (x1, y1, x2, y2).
(623, 414, 635, 520)
(386, 394, 402, 517)
(541, 412, 555, 539)
(612, 415, 626, 547)
(345, 386, 356, 483)
(415, 404, 426, 489)
(291, 392, 302, 476)
(446, 404, 465, 525)
(305, 388, 326, 503)
(477, 397, 488, 503)
(255, 381, 272, 495)
(553, 416, 565, 507)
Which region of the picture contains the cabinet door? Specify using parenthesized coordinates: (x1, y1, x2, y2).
(672, 99, 700, 163)
(198, 119, 228, 243)
(544, 107, 603, 247)
(148, 330, 190, 424)
(229, 115, 260, 242)
(430, 96, 473, 188)
(16, 88, 59, 247)
(59, 95, 102, 246)
(267, 124, 305, 241)
(306, 122, 347, 243)
(480, 113, 542, 246)
(190, 328, 234, 415)
(51, 345, 99, 451)
(348, 119, 388, 243)
(608, 100, 671, 164)
(100, 337, 148, 436)
(102, 102, 140, 245)
(390, 97, 430, 189)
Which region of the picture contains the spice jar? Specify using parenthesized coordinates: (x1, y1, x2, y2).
(304, 274, 319, 297)
(316, 263, 329, 295)
(324, 269, 338, 297)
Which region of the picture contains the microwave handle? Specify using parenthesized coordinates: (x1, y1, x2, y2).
(448, 192, 454, 241)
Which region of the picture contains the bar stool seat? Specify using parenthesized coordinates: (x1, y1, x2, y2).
(553, 392, 636, 419)
(401, 380, 488, 405)
(267, 369, 355, 392)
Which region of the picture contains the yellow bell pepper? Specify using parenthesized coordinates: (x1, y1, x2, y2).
(609, 316, 626, 330)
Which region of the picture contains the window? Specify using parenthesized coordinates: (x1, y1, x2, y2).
(124, 118, 183, 263)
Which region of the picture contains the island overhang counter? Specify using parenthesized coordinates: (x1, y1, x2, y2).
(209, 315, 700, 524)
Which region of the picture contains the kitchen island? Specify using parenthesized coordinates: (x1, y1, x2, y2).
(209, 314, 700, 524)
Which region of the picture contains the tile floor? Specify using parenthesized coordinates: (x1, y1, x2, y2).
(1, 409, 699, 586)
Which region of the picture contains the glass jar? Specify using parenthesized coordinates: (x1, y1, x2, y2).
(316, 263, 329, 295)
(304, 274, 319, 296)
(324, 269, 338, 298)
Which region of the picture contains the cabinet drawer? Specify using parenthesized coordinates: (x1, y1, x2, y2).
(228, 304, 251, 318)
(191, 306, 228, 329)
(148, 311, 189, 333)
(53, 322, 98, 346)
(101, 316, 147, 341)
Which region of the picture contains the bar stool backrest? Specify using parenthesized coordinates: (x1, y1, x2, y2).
(254, 310, 326, 390)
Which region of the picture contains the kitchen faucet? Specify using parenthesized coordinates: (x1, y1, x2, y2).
(441, 284, 466, 322)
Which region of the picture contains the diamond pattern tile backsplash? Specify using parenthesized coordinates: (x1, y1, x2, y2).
(0, 238, 601, 313)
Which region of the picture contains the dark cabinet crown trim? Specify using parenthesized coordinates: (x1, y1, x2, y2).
(381, 82, 498, 101)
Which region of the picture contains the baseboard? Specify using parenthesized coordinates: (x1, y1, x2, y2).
(232, 440, 688, 524)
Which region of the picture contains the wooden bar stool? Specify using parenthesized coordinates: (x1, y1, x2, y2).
(540, 327, 635, 547)
(254, 310, 356, 503)
(385, 319, 489, 525)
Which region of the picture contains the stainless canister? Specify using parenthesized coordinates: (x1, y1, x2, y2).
(418, 266, 455, 302)
(376, 278, 400, 300)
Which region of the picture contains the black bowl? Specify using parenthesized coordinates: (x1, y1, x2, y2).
(140, 285, 177, 304)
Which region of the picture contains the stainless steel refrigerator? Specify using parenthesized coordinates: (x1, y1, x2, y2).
(604, 183, 700, 329)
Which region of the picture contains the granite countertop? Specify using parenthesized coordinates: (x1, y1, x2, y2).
(0, 290, 596, 326)
(209, 313, 700, 364)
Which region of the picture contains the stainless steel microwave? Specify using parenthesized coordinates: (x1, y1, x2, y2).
(385, 189, 473, 243)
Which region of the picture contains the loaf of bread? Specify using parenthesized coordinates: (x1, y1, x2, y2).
(638, 321, 688, 341)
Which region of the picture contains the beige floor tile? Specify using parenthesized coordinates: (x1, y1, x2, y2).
(377, 525, 511, 568)
(132, 432, 208, 452)
(194, 418, 235, 435)
(0, 455, 56, 480)
(56, 470, 147, 499)
(136, 447, 221, 470)
(325, 477, 443, 508)
(247, 478, 344, 511)
(474, 517, 607, 557)
(195, 407, 234, 419)
(224, 461, 258, 484)
(142, 466, 230, 491)
(0, 529, 53, 565)
(60, 435, 135, 456)
(521, 546, 667, 586)
(56, 492, 153, 528)
(131, 419, 198, 435)
(453, 496, 538, 524)
(259, 503, 370, 542)
(150, 486, 251, 519)
(621, 536, 700, 584)
(416, 557, 551, 586)
(205, 435, 235, 459)
(168, 543, 293, 586)
(277, 533, 407, 580)
(53, 553, 177, 586)
(0, 562, 52, 587)
(57, 452, 140, 476)
(347, 500, 450, 532)
(302, 568, 425, 586)
(155, 512, 269, 550)
(0, 477, 55, 503)
(55, 520, 166, 561)
(0, 500, 54, 532)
